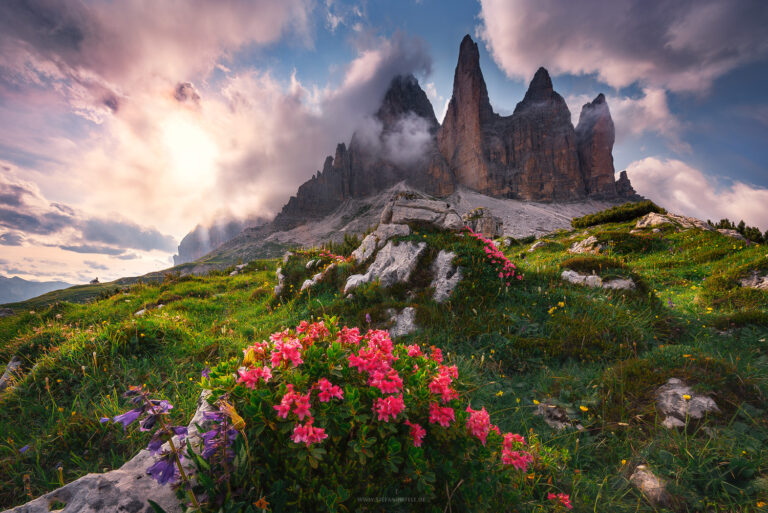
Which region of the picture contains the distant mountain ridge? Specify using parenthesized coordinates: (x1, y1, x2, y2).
(0, 275, 73, 304)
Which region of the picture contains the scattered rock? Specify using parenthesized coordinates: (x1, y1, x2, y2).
(651, 228, 661, 234)
(717, 229, 746, 241)
(300, 264, 336, 292)
(0, 356, 23, 393)
(655, 378, 719, 429)
(380, 193, 463, 232)
(229, 270, 239, 276)
(636, 212, 712, 231)
(535, 402, 584, 431)
(4, 392, 215, 513)
(739, 270, 768, 290)
(282, 251, 293, 264)
(528, 240, 549, 252)
(351, 224, 411, 263)
(386, 307, 417, 337)
(344, 241, 427, 295)
(561, 270, 636, 290)
(430, 251, 463, 303)
(133, 309, 146, 317)
(274, 267, 286, 296)
(305, 259, 316, 269)
(567, 235, 604, 254)
(629, 464, 671, 507)
(236, 264, 247, 270)
(0, 308, 14, 318)
(462, 207, 503, 238)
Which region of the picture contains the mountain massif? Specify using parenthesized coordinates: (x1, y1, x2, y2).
(177, 34, 638, 265)
(275, 34, 636, 230)
(0, 275, 72, 305)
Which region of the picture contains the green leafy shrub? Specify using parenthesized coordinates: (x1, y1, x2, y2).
(571, 201, 665, 229)
(195, 318, 570, 512)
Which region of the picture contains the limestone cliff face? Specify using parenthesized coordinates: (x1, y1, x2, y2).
(576, 93, 617, 198)
(435, 35, 633, 202)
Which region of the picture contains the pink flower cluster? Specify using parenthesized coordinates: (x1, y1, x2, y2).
(404, 420, 426, 447)
(464, 227, 522, 286)
(317, 249, 351, 264)
(274, 385, 312, 420)
(348, 330, 403, 396)
(270, 337, 304, 368)
(547, 492, 573, 510)
(242, 341, 269, 360)
(296, 320, 330, 344)
(337, 326, 363, 346)
(374, 394, 405, 422)
(465, 405, 499, 446)
(237, 366, 272, 389)
(429, 402, 456, 427)
(501, 432, 533, 471)
(316, 378, 343, 402)
(429, 365, 459, 403)
(290, 418, 328, 446)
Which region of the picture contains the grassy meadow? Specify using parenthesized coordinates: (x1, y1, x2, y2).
(1, 212, 767, 511)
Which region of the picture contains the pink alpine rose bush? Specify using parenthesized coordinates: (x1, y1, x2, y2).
(195, 318, 569, 512)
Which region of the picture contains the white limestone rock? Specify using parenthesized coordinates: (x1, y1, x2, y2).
(629, 465, 671, 507)
(717, 229, 746, 241)
(430, 251, 463, 303)
(344, 241, 427, 295)
(568, 235, 604, 254)
(739, 270, 768, 290)
(386, 307, 417, 338)
(381, 193, 463, 232)
(0, 356, 23, 392)
(655, 378, 719, 429)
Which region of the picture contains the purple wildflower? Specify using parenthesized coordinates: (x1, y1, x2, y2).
(99, 417, 110, 424)
(201, 367, 210, 378)
(19, 444, 30, 454)
(146, 455, 178, 485)
(668, 299, 675, 308)
(147, 438, 164, 454)
(365, 313, 371, 324)
(113, 408, 142, 429)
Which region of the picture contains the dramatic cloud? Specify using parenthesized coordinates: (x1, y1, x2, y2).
(0, 170, 176, 254)
(352, 112, 435, 167)
(478, 0, 768, 92)
(626, 157, 768, 229)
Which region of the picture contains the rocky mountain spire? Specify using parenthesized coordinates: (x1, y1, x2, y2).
(437, 34, 496, 192)
(375, 74, 439, 132)
(576, 93, 617, 198)
(520, 67, 554, 104)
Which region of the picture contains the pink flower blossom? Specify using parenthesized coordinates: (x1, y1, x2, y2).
(242, 341, 269, 360)
(428, 402, 455, 427)
(429, 366, 458, 403)
(503, 433, 526, 449)
(465, 405, 491, 445)
(292, 393, 311, 420)
(502, 449, 534, 471)
(316, 378, 343, 402)
(274, 384, 297, 419)
(295, 321, 309, 333)
(407, 344, 422, 357)
(270, 338, 303, 368)
(430, 346, 443, 364)
(374, 394, 405, 422)
(304, 321, 330, 344)
(404, 420, 426, 447)
(547, 492, 573, 510)
(237, 366, 272, 389)
(369, 368, 403, 394)
(338, 326, 362, 345)
(290, 418, 328, 446)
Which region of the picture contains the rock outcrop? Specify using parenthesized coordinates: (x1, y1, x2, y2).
(430, 251, 463, 303)
(739, 270, 768, 290)
(462, 207, 502, 238)
(380, 191, 463, 231)
(629, 465, 671, 507)
(561, 269, 636, 290)
(344, 241, 427, 294)
(655, 378, 719, 429)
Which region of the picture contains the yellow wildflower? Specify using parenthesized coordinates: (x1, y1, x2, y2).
(579, 405, 589, 412)
(683, 394, 691, 401)
(496, 390, 503, 397)
(533, 399, 540, 405)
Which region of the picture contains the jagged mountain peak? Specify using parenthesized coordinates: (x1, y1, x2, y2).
(522, 66, 554, 102)
(375, 74, 438, 131)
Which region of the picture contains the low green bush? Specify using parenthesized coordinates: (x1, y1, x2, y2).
(571, 201, 665, 229)
(192, 318, 571, 512)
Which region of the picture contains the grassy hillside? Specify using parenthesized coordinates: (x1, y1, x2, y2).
(1, 213, 767, 511)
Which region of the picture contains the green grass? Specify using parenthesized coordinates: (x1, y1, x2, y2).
(1, 217, 768, 511)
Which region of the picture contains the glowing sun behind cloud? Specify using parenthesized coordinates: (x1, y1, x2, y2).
(161, 113, 219, 192)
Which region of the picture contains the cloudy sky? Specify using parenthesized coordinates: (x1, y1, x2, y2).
(1, 0, 767, 284)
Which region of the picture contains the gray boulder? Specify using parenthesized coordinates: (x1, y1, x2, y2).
(380, 193, 463, 232)
(300, 263, 336, 292)
(655, 378, 719, 429)
(568, 235, 604, 254)
(462, 207, 502, 238)
(3, 392, 215, 513)
(528, 240, 549, 252)
(534, 402, 584, 431)
(717, 229, 746, 241)
(0, 356, 23, 392)
(386, 307, 417, 337)
(739, 270, 768, 290)
(629, 464, 671, 507)
(344, 241, 427, 295)
(430, 251, 463, 303)
(351, 224, 411, 264)
(561, 269, 635, 290)
(274, 267, 286, 296)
